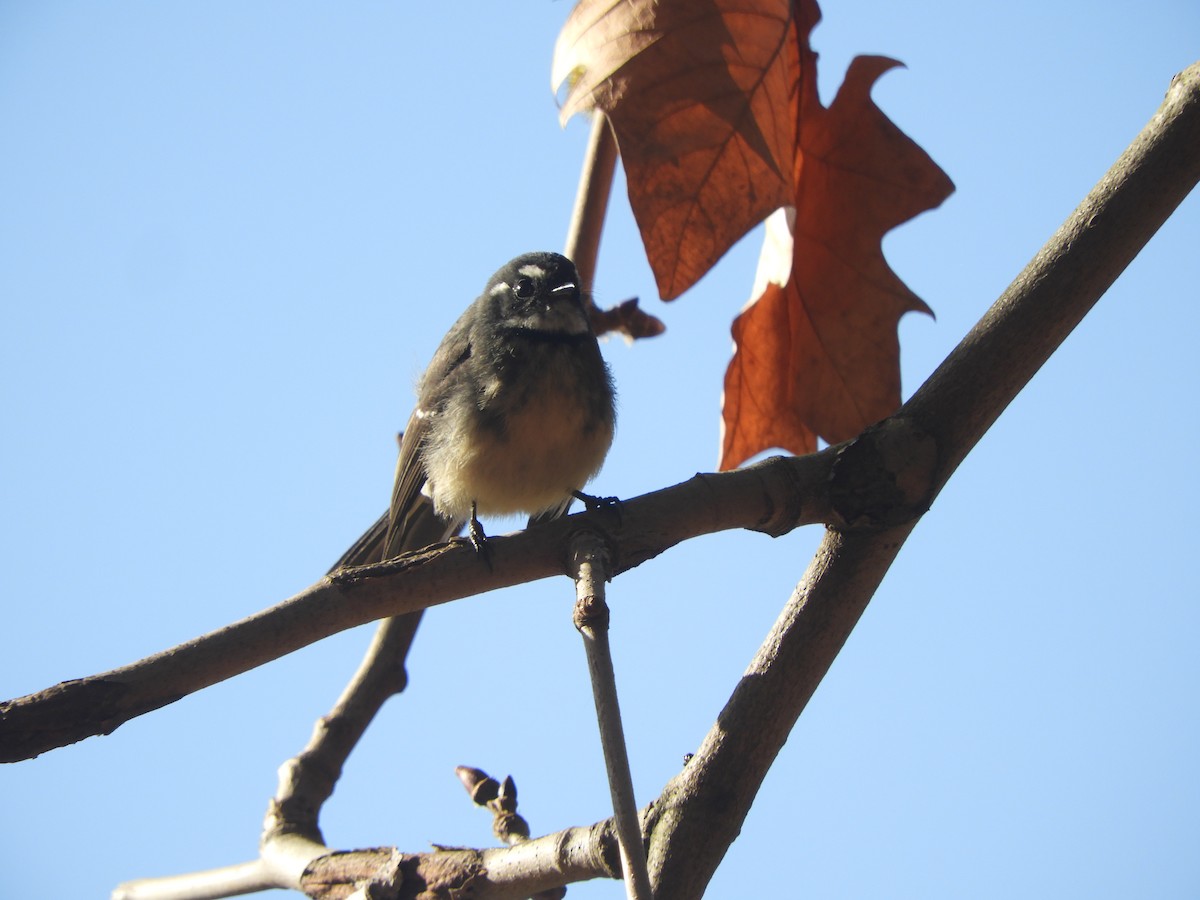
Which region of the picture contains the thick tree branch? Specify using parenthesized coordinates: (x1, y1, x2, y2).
(115, 821, 614, 900)
(297, 822, 618, 900)
(644, 523, 915, 896)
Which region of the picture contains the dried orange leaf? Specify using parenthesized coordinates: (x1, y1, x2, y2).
(554, 0, 798, 299)
(720, 52, 954, 469)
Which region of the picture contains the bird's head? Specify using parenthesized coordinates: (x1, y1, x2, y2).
(485, 251, 592, 336)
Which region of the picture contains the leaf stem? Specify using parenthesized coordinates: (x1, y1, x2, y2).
(564, 112, 619, 292)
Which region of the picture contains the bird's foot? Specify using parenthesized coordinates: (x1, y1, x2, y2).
(467, 504, 493, 570)
(572, 489, 622, 521)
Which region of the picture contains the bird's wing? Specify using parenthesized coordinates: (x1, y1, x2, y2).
(381, 409, 435, 560)
(381, 308, 476, 560)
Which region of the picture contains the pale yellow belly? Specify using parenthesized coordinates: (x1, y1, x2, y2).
(425, 386, 613, 520)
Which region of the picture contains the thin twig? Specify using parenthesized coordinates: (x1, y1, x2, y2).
(112, 860, 274, 900)
(111, 836, 330, 900)
(571, 532, 653, 900)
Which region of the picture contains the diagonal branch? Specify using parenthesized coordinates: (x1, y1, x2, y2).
(907, 63, 1200, 491)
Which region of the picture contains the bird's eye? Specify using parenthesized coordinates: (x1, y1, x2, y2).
(512, 277, 536, 299)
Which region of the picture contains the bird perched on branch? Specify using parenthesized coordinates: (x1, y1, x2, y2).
(382, 251, 616, 561)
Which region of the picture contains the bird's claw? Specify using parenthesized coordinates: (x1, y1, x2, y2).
(572, 489, 622, 522)
(467, 506, 493, 570)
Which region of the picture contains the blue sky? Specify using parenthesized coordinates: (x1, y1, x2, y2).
(2, 2, 1198, 898)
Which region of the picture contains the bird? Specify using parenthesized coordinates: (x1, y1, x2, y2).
(379, 251, 616, 562)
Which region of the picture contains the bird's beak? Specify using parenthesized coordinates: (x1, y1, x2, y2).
(550, 281, 577, 296)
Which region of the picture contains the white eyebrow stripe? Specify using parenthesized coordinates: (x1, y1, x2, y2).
(517, 264, 547, 278)
(489, 281, 509, 296)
